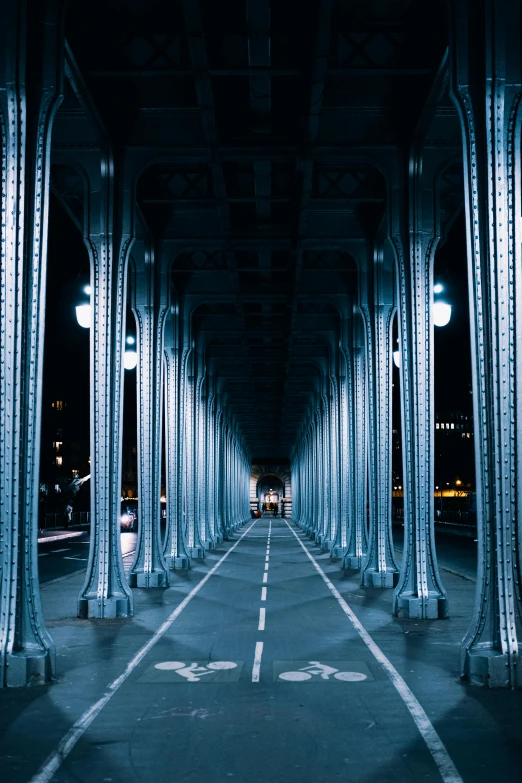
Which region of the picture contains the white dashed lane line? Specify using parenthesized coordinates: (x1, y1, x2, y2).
(261, 586, 267, 601)
(258, 608, 266, 631)
(263, 572, 268, 584)
(252, 641, 264, 682)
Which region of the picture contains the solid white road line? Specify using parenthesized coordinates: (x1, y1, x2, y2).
(31, 522, 257, 783)
(252, 641, 264, 682)
(39, 551, 136, 591)
(263, 572, 268, 584)
(37, 531, 84, 544)
(283, 520, 463, 783)
(258, 608, 266, 631)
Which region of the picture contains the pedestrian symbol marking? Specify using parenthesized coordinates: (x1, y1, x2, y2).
(138, 660, 243, 683)
(273, 660, 372, 683)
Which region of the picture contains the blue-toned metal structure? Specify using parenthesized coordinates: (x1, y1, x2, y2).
(0, 0, 521, 689)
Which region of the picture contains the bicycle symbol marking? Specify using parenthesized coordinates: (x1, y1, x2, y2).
(154, 661, 237, 681)
(278, 661, 367, 682)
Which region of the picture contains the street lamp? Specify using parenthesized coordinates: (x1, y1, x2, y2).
(123, 335, 137, 370)
(393, 338, 400, 369)
(75, 285, 92, 329)
(393, 283, 452, 364)
(433, 281, 452, 327)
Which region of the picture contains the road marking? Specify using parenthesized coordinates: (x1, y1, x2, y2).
(40, 550, 136, 590)
(37, 531, 85, 544)
(264, 563, 269, 571)
(274, 661, 371, 683)
(64, 557, 88, 561)
(51, 549, 70, 554)
(258, 608, 266, 631)
(284, 520, 463, 783)
(261, 586, 267, 601)
(30, 521, 257, 783)
(263, 572, 268, 584)
(38, 553, 49, 557)
(265, 555, 269, 562)
(252, 641, 264, 682)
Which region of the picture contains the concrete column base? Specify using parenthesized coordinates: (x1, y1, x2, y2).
(203, 539, 216, 550)
(395, 593, 447, 620)
(128, 570, 169, 588)
(464, 649, 522, 688)
(189, 546, 205, 559)
(321, 539, 333, 552)
(169, 555, 190, 570)
(330, 545, 344, 559)
(78, 594, 133, 619)
(343, 555, 363, 570)
(362, 569, 398, 588)
(5, 649, 55, 687)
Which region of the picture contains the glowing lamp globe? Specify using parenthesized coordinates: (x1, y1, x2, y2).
(123, 350, 138, 370)
(393, 350, 401, 368)
(433, 301, 452, 327)
(75, 304, 91, 329)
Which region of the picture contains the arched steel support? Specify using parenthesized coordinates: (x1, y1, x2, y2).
(0, 0, 63, 685)
(449, 0, 522, 686)
(128, 244, 169, 588)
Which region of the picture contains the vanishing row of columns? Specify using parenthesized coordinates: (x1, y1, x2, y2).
(1, 0, 522, 689)
(292, 0, 522, 688)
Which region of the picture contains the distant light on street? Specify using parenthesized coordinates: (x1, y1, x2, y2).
(75, 304, 91, 329)
(126, 336, 135, 346)
(83, 285, 92, 295)
(124, 350, 138, 370)
(393, 349, 401, 368)
(434, 283, 444, 294)
(433, 301, 452, 327)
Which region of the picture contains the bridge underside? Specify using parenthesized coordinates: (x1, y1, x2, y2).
(1, 1, 522, 776)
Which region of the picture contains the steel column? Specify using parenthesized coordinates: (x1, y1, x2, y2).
(0, 0, 63, 685)
(449, 0, 522, 685)
(361, 248, 399, 588)
(128, 248, 169, 588)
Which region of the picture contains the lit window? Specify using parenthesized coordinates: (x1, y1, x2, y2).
(436, 423, 439, 429)
(54, 484, 61, 492)
(56, 456, 63, 466)
(72, 469, 79, 479)
(440, 423, 445, 429)
(451, 423, 454, 429)
(53, 441, 62, 452)
(52, 400, 64, 411)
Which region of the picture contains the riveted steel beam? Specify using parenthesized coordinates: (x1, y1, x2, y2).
(0, 0, 63, 686)
(128, 242, 169, 588)
(449, 0, 522, 687)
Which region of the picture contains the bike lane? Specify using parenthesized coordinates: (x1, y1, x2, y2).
(29, 518, 461, 783)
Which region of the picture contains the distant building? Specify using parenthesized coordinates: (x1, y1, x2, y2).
(392, 410, 475, 490)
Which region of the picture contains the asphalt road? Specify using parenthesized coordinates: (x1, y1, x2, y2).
(37, 531, 137, 583)
(37, 525, 477, 585)
(393, 524, 477, 581)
